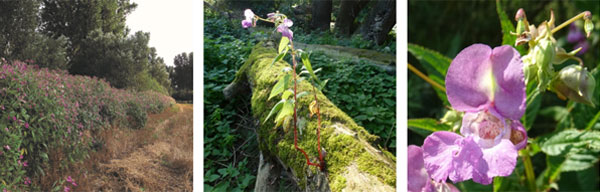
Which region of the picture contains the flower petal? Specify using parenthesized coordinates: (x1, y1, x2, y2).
(448, 136, 488, 184)
(241, 19, 252, 28)
(244, 9, 254, 19)
(408, 145, 430, 192)
(481, 139, 518, 180)
(423, 131, 462, 183)
(509, 121, 528, 150)
(283, 18, 293, 27)
(446, 44, 494, 113)
(490, 45, 526, 120)
(277, 25, 293, 40)
(423, 131, 485, 184)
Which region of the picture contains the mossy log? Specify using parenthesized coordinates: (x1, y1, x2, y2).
(225, 42, 396, 191)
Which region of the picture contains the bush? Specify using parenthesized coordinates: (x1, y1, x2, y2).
(126, 101, 147, 129)
(0, 60, 175, 190)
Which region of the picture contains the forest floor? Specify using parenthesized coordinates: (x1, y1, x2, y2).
(46, 104, 193, 191)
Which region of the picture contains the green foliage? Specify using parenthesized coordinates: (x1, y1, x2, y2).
(0, 61, 174, 190)
(132, 71, 169, 95)
(70, 30, 149, 89)
(295, 31, 395, 54)
(41, 0, 136, 42)
(309, 52, 396, 150)
(125, 101, 148, 129)
(172, 52, 193, 91)
(407, 43, 451, 105)
(0, 0, 41, 61)
(407, 118, 452, 137)
(204, 14, 258, 191)
(22, 34, 70, 70)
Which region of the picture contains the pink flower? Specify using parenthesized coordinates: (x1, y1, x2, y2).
(64, 186, 70, 192)
(4, 145, 10, 150)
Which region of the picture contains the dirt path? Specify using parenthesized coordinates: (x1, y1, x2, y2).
(75, 104, 193, 191)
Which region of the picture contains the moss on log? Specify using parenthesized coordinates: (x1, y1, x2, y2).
(227, 42, 396, 191)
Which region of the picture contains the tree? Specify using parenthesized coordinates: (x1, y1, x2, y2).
(311, 0, 332, 31)
(172, 52, 193, 90)
(41, 0, 136, 41)
(70, 30, 150, 88)
(147, 47, 171, 93)
(22, 34, 70, 70)
(359, 0, 396, 45)
(41, 0, 137, 74)
(335, 0, 370, 36)
(0, 0, 40, 60)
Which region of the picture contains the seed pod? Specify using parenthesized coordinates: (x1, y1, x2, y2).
(551, 65, 596, 106)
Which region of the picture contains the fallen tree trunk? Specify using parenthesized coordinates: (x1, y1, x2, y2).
(225, 42, 395, 191)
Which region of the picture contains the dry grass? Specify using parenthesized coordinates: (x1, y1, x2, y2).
(39, 104, 193, 191)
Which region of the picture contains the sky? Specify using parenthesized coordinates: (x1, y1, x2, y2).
(125, 0, 193, 67)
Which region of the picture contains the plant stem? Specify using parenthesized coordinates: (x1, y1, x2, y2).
(290, 41, 322, 170)
(552, 12, 587, 34)
(520, 148, 537, 192)
(407, 63, 446, 92)
(585, 110, 600, 130)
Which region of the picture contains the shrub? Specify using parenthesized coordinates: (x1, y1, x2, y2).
(0, 60, 175, 190)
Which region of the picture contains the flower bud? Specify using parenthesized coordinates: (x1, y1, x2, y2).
(527, 36, 556, 90)
(440, 110, 462, 132)
(551, 65, 596, 105)
(515, 8, 526, 21)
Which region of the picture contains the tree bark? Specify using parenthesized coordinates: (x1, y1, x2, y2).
(311, 0, 332, 31)
(359, 0, 396, 45)
(335, 0, 370, 36)
(225, 42, 395, 191)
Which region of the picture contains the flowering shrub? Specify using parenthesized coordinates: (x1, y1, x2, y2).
(0, 60, 174, 190)
(408, 3, 599, 191)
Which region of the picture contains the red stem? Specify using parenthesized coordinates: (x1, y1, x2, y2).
(290, 41, 322, 170)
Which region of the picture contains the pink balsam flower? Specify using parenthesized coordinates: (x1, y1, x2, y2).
(277, 19, 294, 40)
(241, 9, 255, 28)
(423, 44, 528, 185)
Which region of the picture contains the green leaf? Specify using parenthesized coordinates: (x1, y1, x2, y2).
(270, 51, 287, 67)
(279, 37, 289, 54)
(296, 91, 309, 99)
(407, 43, 451, 105)
(301, 51, 320, 84)
(407, 118, 452, 137)
(495, 0, 526, 55)
(268, 74, 290, 100)
(523, 89, 542, 130)
(538, 129, 600, 156)
(275, 100, 294, 126)
(282, 89, 293, 100)
(264, 100, 284, 123)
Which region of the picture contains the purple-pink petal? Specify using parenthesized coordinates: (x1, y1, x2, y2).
(489, 45, 526, 120)
(283, 18, 293, 27)
(244, 9, 254, 20)
(446, 44, 494, 113)
(422, 131, 486, 183)
(408, 145, 431, 192)
(480, 139, 518, 183)
(241, 19, 252, 28)
(446, 44, 525, 120)
(277, 25, 293, 40)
